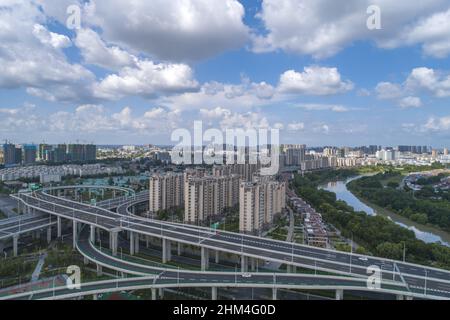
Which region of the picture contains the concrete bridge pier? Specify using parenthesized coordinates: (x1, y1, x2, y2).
(146, 236, 150, 249)
(130, 232, 135, 255)
(162, 239, 172, 263)
(93, 294, 98, 301)
(241, 256, 248, 273)
(13, 235, 19, 257)
(215, 250, 220, 264)
(335, 289, 344, 300)
(111, 232, 118, 256)
(72, 221, 78, 249)
(47, 226, 52, 244)
(272, 288, 277, 300)
(57, 217, 62, 238)
(151, 288, 157, 300)
(159, 288, 164, 299)
(177, 242, 182, 256)
(201, 247, 209, 271)
(134, 233, 140, 254)
(212, 287, 218, 300)
(96, 264, 103, 276)
(251, 258, 256, 271)
(90, 226, 95, 243)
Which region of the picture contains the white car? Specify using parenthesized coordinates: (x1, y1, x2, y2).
(242, 273, 252, 278)
(358, 257, 369, 262)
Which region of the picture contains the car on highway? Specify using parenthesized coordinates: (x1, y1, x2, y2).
(358, 257, 369, 262)
(242, 273, 252, 278)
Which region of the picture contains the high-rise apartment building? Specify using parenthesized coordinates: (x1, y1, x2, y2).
(68, 144, 84, 162)
(285, 145, 306, 166)
(54, 144, 67, 163)
(149, 173, 184, 213)
(239, 177, 286, 234)
(212, 164, 260, 182)
(84, 144, 97, 162)
(22, 145, 37, 165)
(184, 174, 240, 224)
(39, 144, 53, 162)
(432, 149, 438, 159)
(2, 143, 19, 166)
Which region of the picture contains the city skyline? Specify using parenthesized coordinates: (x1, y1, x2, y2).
(1, 1, 450, 146)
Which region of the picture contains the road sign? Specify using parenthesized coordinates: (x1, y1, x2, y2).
(211, 222, 220, 230)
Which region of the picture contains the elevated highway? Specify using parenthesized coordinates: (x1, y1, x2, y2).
(4, 186, 450, 300)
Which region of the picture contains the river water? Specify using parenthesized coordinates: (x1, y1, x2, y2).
(320, 176, 450, 247)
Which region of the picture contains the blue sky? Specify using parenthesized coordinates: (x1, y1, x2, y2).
(1, 0, 450, 147)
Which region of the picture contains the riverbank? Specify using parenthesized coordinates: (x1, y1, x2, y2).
(352, 188, 450, 246)
(321, 176, 450, 246)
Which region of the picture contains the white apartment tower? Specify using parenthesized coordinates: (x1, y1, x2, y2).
(184, 175, 240, 224)
(239, 178, 286, 234)
(149, 173, 184, 213)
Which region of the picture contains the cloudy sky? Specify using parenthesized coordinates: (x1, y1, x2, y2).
(1, 0, 450, 147)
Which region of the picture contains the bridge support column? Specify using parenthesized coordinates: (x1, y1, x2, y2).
(177, 242, 182, 256)
(162, 239, 171, 263)
(272, 288, 277, 300)
(287, 265, 292, 273)
(57, 217, 62, 238)
(146, 236, 150, 249)
(151, 288, 157, 300)
(47, 227, 52, 244)
(72, 221, 78, 249)
(241, 256, 248, 273)
(13, 235, 19, 257)
(396, 294, 404, 300)
(84, 257, 89, 265)
(130, 232, 135, 255)
(215, 250, 219, 264)
(201, 247, 209, 271)
(93, 294, 98, 301)
(90, 226, 95, 243)
(335, 289, 344, 300)
(96, 264, 103, 276)
(212, 287, 218, 300)
(134, 233, 140, 254)
(251, 258, 256, 271)
(159, 288, 164, 299)
(111, 232, 118, 256)
(406, 296, 413, 300)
